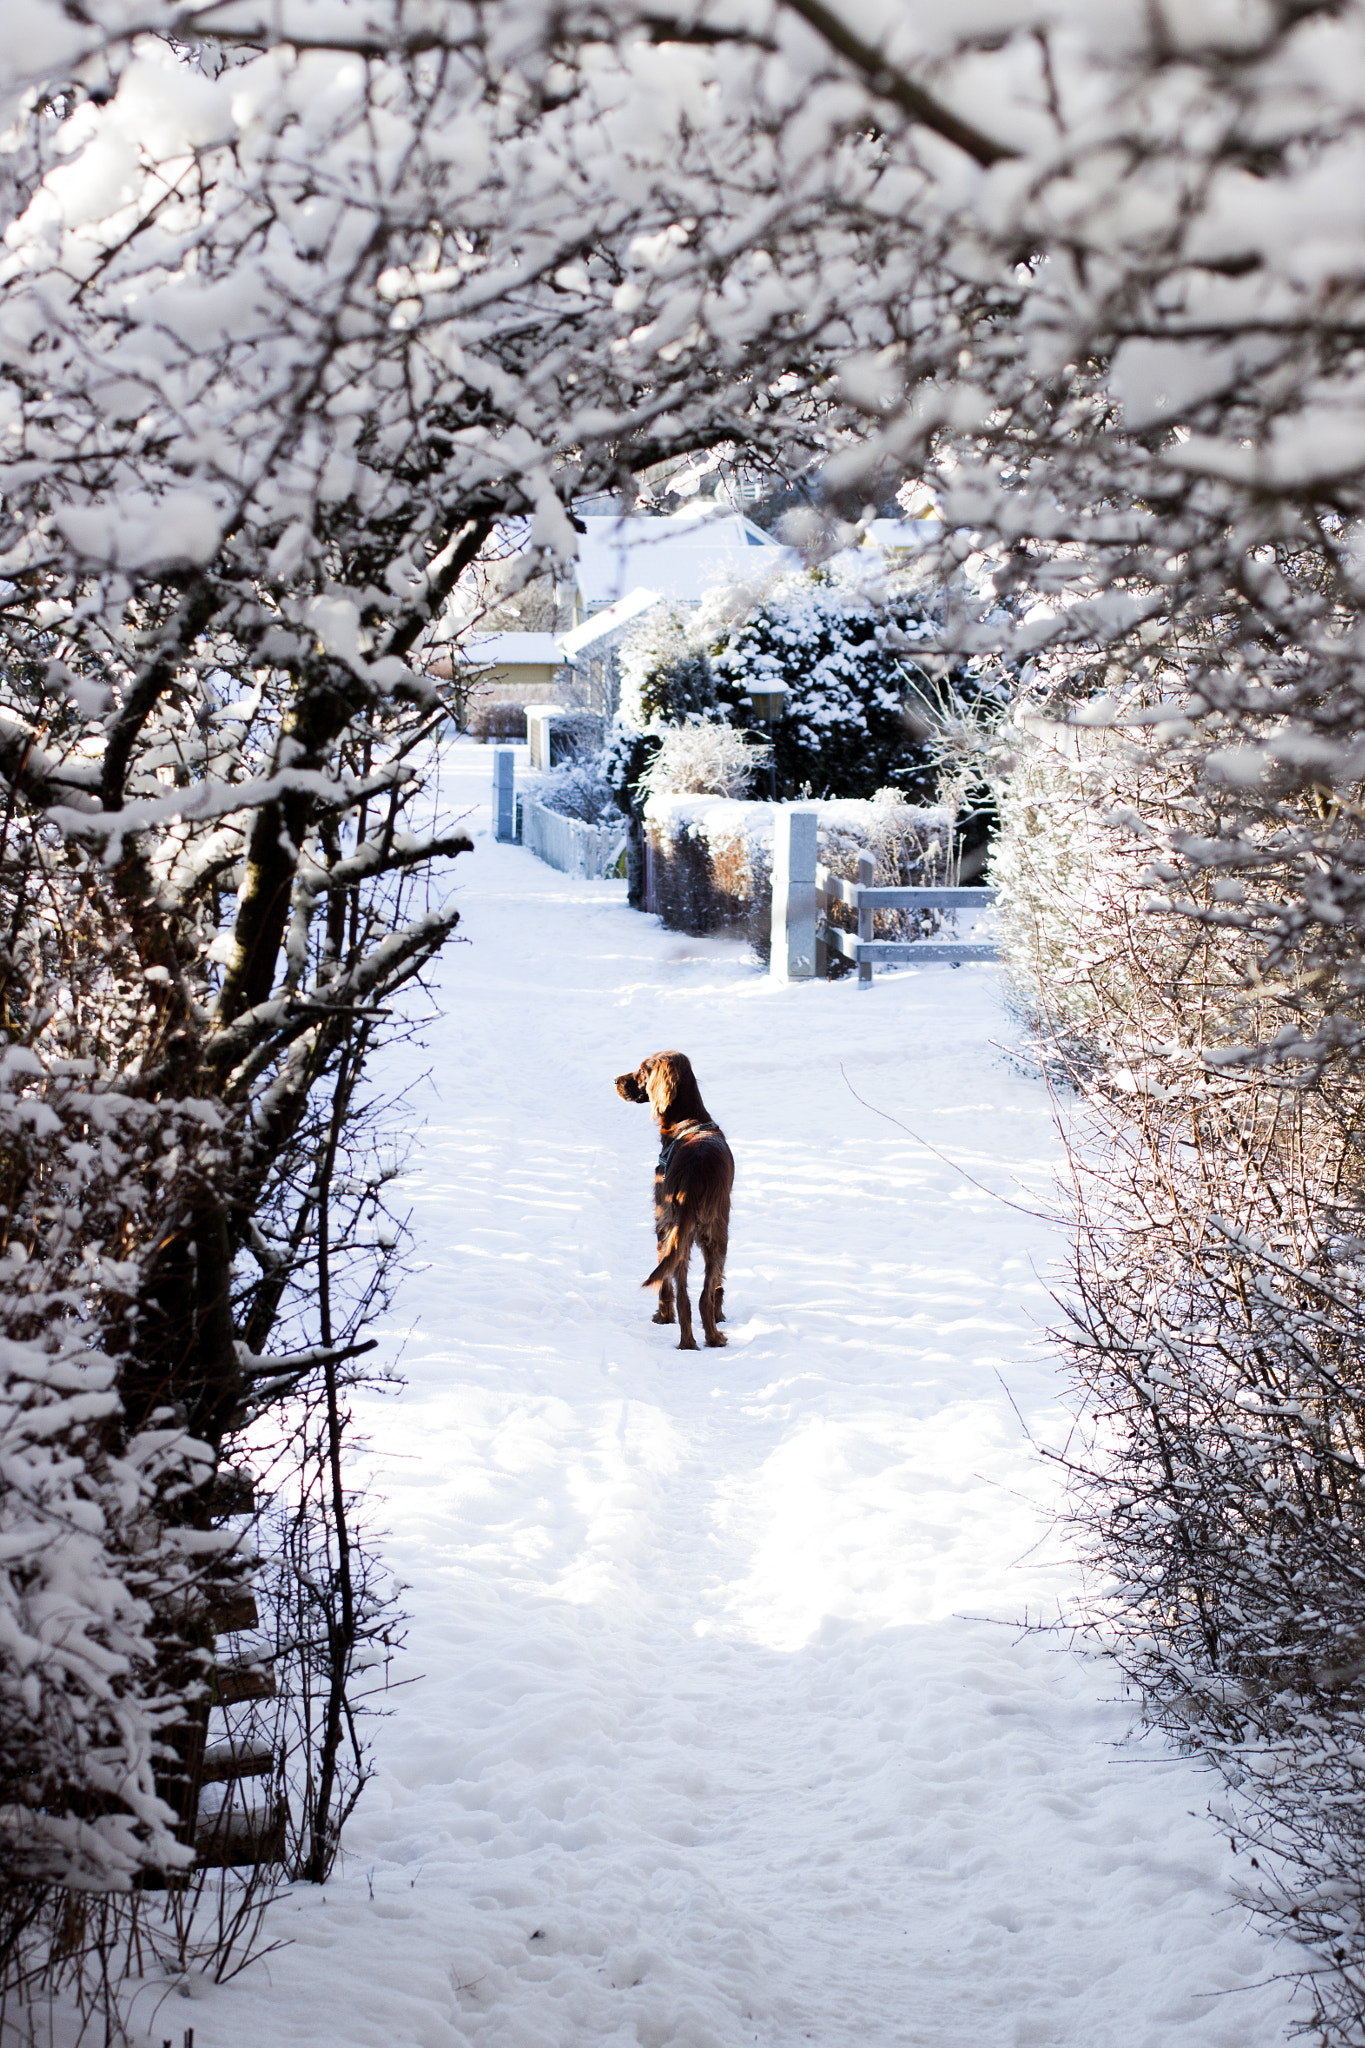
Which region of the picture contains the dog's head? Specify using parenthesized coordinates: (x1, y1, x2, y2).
(615, 1051, 706, 1125)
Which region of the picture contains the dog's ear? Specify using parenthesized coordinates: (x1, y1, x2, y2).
(644, 1054, 685, 1120)
(615, 1068, 648, 1103)
(651, 1052, 708, 1122)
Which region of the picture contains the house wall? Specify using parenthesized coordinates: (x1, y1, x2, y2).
(477, 663, 566, 703)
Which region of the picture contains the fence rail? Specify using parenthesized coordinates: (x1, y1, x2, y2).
(816, 871, 995, 915)
(769, 808, 998, 988)
(520, 792, 626, 881)
(816, 852, 996, 984)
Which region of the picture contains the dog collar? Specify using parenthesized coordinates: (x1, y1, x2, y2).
(657, 1119, 719, 1175)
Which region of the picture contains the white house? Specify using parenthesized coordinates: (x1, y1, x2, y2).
(450, 631, 566, 704)
(574, 507, 788, 615)
(446, 507, 793, 725)
(557, 588, 666, 719)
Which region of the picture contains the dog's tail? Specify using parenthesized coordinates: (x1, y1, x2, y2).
(643, 1219, 689, 1290)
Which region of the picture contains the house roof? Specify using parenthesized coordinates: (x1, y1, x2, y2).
(575, 508, 789, 610)
(862, 516, 941, 551)
(558, 587, 663, 660)
(458, 632, 565, 666)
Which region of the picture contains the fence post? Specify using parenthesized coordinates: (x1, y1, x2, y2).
(857, 850, 875, 990)
(492, 748, 515, 842)
(525, 704, 563, 771)
(769, 805, 818, 983)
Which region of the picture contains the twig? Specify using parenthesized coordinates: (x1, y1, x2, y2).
(838, 1063, 1060, 1222)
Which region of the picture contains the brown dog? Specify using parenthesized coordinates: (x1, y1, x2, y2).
(615, 1052, 733, 1350)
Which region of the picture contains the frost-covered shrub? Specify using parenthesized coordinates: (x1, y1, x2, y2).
(636, 721, 769, 800)
(537, 754, 618, 825)
(991, 712, 1146, 1063)
(995, 700, 1365, 2039)
(546, 711, 605, 764)
(0, 1053, 224, 1991)
(817, 789, 954, 947)
(0, 1333, 201, 1890)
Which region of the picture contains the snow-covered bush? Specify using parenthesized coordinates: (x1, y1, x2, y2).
(1058, 1060, 1365, 2033)
(993, 694, 1365, 2038)
(545, 713, 606, 765)
(817, 789, 955, 951)
(537, 755, 619, 825)
(991, 712, 1146, 1060)
(821, 788, 952, 888)
(636, 722, 769, 800)
(0, 1048, 226, 1999)
(708, 574, 951, 801)
(0, 1334, 200, 1882)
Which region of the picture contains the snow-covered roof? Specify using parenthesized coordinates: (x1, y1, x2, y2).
(559, 587, 663, 659)
(863, 517, 941, 551)
(825, 516, 943, 586)
(458, 632, 564, 666)
(576, 508, 790, 610)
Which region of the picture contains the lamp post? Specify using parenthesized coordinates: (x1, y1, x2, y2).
(745, 680, 787, 801)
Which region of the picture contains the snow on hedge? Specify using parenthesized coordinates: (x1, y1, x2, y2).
(642, 790, 956, 960)
(643, 791, 952, 876)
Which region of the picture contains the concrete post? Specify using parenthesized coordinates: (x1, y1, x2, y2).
(769, 804, 818, 983)
(525, 704, 563, 771)
(492, 748, 516, 842)
(857, 849, 875, 990)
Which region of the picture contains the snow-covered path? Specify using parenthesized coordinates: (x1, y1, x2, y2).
(189, 744, 1297, 2048)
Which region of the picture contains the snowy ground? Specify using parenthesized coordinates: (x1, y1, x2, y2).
(172, 743, 1298, 2048)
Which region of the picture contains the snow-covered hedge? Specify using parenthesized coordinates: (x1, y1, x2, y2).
(994, 696, 1365, 2036)
(536, 754, 620, 827)
(990, 713, 1147, 1060)
(643, 791, 952, 963)
(0, 1054, 222, 1942)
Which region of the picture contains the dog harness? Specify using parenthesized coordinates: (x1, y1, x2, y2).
(656, 1119, 720, 1177)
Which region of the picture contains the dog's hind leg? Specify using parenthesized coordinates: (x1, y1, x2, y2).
(675, 1238, 698, 1350)
(652, 1273, 675, 1325)
(700, 1236, 727, 1347)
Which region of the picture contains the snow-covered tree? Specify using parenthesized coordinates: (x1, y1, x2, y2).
(708, 572, 952, 800)
(13, 0, 1365, 2022)
(0, 0, 900, 1984)
(619, 609, 720, 730)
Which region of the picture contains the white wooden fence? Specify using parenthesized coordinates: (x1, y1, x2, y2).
(520, 792, 627, 881)
(770, 806, 997, 987)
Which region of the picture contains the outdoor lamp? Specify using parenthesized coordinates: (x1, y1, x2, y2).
(745, 680, 787, 800)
